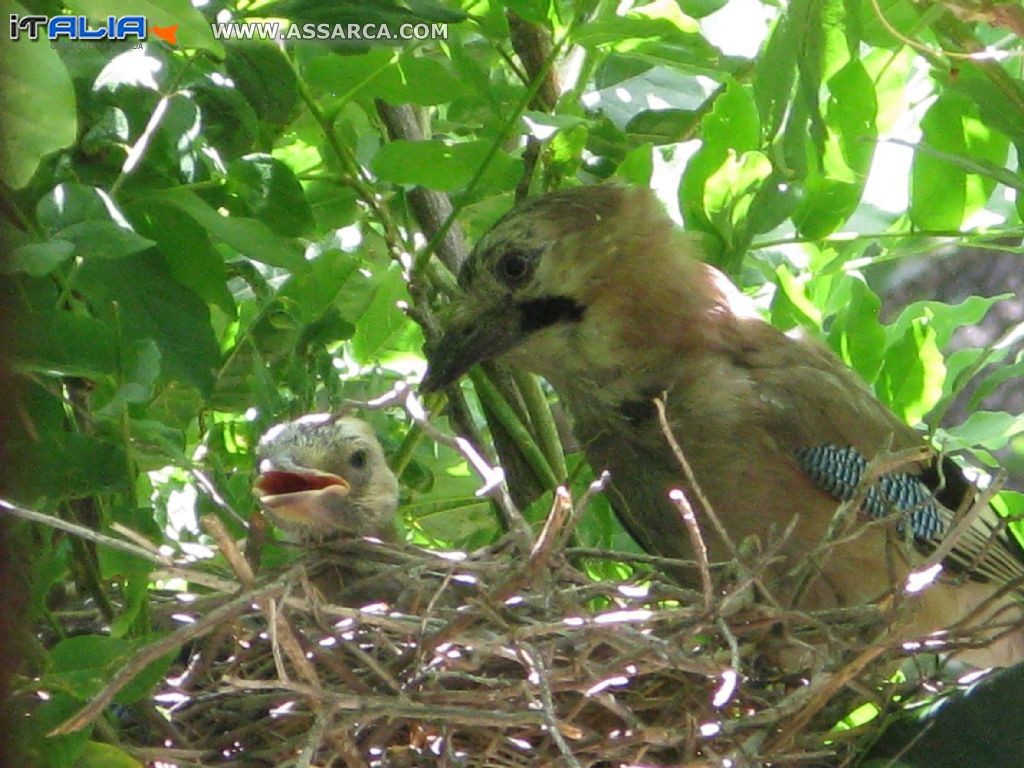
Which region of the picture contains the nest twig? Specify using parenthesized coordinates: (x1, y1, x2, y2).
(27, 475, 1019, 768)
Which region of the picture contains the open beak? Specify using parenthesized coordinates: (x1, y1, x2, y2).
(421, 303, 526, 393)
(253, 469, 351, 533)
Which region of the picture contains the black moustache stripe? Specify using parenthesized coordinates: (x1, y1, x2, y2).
(518, 296, 585, 333)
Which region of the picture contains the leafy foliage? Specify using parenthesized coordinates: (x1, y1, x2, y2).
(2, 0, 1023, 765)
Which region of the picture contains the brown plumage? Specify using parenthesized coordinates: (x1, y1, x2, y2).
(422, 184, 1024, 665)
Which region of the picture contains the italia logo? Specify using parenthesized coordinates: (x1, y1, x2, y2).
(8, 14, 178, 45)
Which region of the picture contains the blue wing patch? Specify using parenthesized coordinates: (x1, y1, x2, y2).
(795, 444, 944, 540)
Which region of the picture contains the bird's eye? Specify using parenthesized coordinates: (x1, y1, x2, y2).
(349, 449, 367, 469)
(495, 250, 532, 286)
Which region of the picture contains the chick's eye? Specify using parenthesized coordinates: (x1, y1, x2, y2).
(495, 250, 531, 286)
(349, 449, 367, 469)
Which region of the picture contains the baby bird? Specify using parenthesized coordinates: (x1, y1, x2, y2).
(253, 413, 399, 541)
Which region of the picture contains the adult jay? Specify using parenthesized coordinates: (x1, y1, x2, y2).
(422, 184, 1024, 666)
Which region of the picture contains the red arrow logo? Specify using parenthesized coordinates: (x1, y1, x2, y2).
(151, 24, 178, 45)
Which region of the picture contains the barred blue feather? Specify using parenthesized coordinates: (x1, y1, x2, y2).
(795, 444, 944, 540)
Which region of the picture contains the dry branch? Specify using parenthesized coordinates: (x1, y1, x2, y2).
(27, 483, 1024, 766)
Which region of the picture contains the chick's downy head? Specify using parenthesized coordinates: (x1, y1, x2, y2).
(253, 413, 399, 540)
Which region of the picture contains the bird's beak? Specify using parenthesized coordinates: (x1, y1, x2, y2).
(253, 469, 351, 533)
(421, 302, 525, 393)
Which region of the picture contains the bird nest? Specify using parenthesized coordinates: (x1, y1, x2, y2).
(78, 494, 1020, 768)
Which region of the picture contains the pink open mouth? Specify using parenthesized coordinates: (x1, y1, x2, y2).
(253, 470, 351, 530)
(254, 470, 350, 498)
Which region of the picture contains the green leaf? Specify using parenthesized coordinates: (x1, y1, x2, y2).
(95, 340, 162, 417)
(955, 109, 1011, 217)
(109, 557, 156, 638)
(940, 61, 1024, 146)
(827, 277, 885, 383)
(860, 0, 920, 48)
(0, 1, 77, 188)
(306, 49, 466, 106)
(306, 180, 360, 230)
(702, 78, 761, 153)
(76, 251, 220, 393)
(405, 494, 497, 546)
(993, 491, 1024, 550)
(81, 105, 131, 156)
(572, 17, 731, 78)
(886, 295, 1009, 350)
(594, 54, 654, 89)
(506, 0, 551, 25)
(47, 635, 172, 705)
(9, 305, 118, 379)
(770, 264, 822, 330)
(703, 149, 772, 256)
(75, 742, 144, 768)
(753, 14, 797, 141)
(877, 316, 946, 424)
(158, 189, 305, 269)
(794, 60, 877, 238)
(828, 80, 879, 162)
(351, 263, 415, 362)
(191, 81, 259, 159)
(944, 411, 1024, 451)
(380, 54, 468, 106)
(625, 109, 698, 145)
(227, 154, 315, 237)
(677, 0, 728, 17)
(127, 199, 236, 315)
(615, 143, 654, 185)
(911, 94, 969, 230)
(10, 433, 128, 505)
(276, 249, 360, 324)
(2, 380, 128, 505)
(224, 41, 299, 137)
(967, 357, 1024, 412)
(19, 691, 91, 768)
(304, 48, 395, 100)
(61, 220, 156, 260)
(37, 184, 115, 232)
(5, 240, 75, 276)
(680, 78, 760, 241)
(548, 124, 589, 176)
(928, 126, 1019, 190)
(26, 534, 71, 620)
(371, 139, 522, 193)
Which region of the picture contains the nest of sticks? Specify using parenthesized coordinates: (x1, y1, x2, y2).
(45, 475, 1013, 768)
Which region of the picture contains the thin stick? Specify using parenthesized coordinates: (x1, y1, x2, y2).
(653, 399, 741, 561)
(109, 522, 163, 555)
(517, 643, 582, 768)
(531, 486, 573, 565)
(201, 515, 319, 687)
(669, 489, 714, 611)
(771, 639, 892, 751)
(1, 498, 172, 566)
(50, 573, 295, 736)
(220, 677, 546, 728)
(564, 547, 730, 571)
(190, 468, 249, 529)
(296, 711, 333, 768)
(654, 397, 788, 616)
